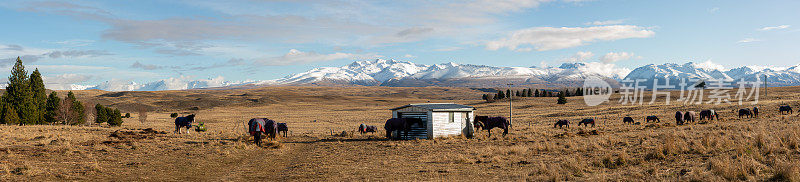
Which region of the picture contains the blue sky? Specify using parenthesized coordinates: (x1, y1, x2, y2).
(0, 0, 798, 88)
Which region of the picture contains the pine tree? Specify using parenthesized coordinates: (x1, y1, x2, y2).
(482, 94, 488, 101)
(95, 104, 107, 124)
(3, 57, 36, 125)
(29, 69, 46, 124)
(557, 91, 568, 104)
(565, 89, 571, 97)
(515, 90, 520, 97)
(44, 92, 60, 123)
(506, 89, 511, 98)
(497, 90, 505, 99)
(1, 104, 20, 124)
(65, 91, 85, 125)
(108, 108, 123, 126)
(526, 88, 533, 97)
(534, 89, 539, 97)
(575, 88, 582, 96)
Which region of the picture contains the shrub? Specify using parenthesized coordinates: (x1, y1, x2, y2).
(108, 109, 123, 126)
(170, 113, 179, 118)
(124, 113, 130, 118)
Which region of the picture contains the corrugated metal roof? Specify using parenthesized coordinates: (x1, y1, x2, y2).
(390, 103, 475, 111)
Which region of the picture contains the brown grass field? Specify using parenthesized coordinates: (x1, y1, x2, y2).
(2, 86, 800, 181)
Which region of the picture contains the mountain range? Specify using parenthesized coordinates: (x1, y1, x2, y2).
(46, 59, 800, 91)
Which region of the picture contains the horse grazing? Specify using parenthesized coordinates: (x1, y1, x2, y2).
(699, 110, 718, 121)
(753, 107, 759, 117)
(738, 108, 753, 118)
(359, 124, 378, 135)
(248, 118, 277, 146)
(675, 111, 685, 125)
(277, 123, 288, 137)
(645, 116, 660, 123)
(684, 111, 696, 123)
(779, 105, 793, 115)
(474, 116, 511, 137)
(554, 120, 569, 128)
(578, 119, 595, 127)
(384, 118, 424, 140)
(623, 117, 634, 125)
(174, 114, 196, 134)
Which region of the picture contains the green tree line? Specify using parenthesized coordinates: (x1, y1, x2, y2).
(0, 57, 122, 126)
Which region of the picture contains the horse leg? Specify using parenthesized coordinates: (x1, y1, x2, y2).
(502, 128, 508, 137)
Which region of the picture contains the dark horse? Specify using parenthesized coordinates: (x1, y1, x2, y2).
(684, 111, 696, 123)
(554, 120, 569, 128)
(753, 107, 759, 117)
(174, 114, 196, 134)
(779, 105, 793, 115)
(277, 123, 288, 137)
(474, 116, 511, 137)
(623, 117, 634, 125)
(384, 118, 424, 140)
(248, 118, 277, 146)
(578, 119, 595, 127)
(699, 110, 719, 121)
(675, 111, 685, 125)
(645, 116, 660, 123)
(359, 124, 378, 135)
(738, 108, 753, 118)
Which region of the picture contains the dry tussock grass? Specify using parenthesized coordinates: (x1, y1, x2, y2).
(2, 86, 800, 181)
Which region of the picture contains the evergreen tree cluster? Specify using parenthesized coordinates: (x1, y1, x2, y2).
(95, 104, 123, 126)
(481, 87, 590, 102)
(0, 57, 85, 125)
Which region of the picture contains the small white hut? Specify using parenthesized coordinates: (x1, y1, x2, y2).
(389, 103, 475, 139)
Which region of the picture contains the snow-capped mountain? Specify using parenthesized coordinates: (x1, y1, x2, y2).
(268, 59, 629, 87)
(624, 62, 800, 88)
(80, 76, 256, 91)
(48, 59, 800, 91)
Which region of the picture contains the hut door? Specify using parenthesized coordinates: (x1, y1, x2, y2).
(398, 112, 428, 140)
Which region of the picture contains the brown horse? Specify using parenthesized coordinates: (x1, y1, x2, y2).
(645, 116, 660, 123)
(554, 120, 569, 128)
(474, 116, 511, 137)
(248, 118, 277, 146)
(753, 107, 759, 117)
(359, 124, 378, 135)
(623, 117, 634, 125)
(738, 108, 753, 118)
(578, 119, 595, 127)
(277, 123, 288, 137)
(675, 111, 685, 125)
(699, 110, 718, 121)
(684, 111, 696, 123)
(779, 105, 793, 115)
(384, 118, 424, 140)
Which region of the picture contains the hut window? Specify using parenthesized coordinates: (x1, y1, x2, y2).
(449, 112, 454, 123)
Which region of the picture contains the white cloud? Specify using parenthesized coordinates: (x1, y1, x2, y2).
(694, 60, 725, 71)
(578, 62, 632, 78)
(708, 7, 719, 13)
(759, 25, 790, 31)
(255, 49, 378, 66)
(737, 38, 761, 43)
(486, 25, 655, 51)
(404, 54, 416, 58)
(562, 51, 594, 62)
(433, 47, 463, 52)
(584, 19, 625, 26)
(600, 52, 637, 63)
(42, 74, 94, 90)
